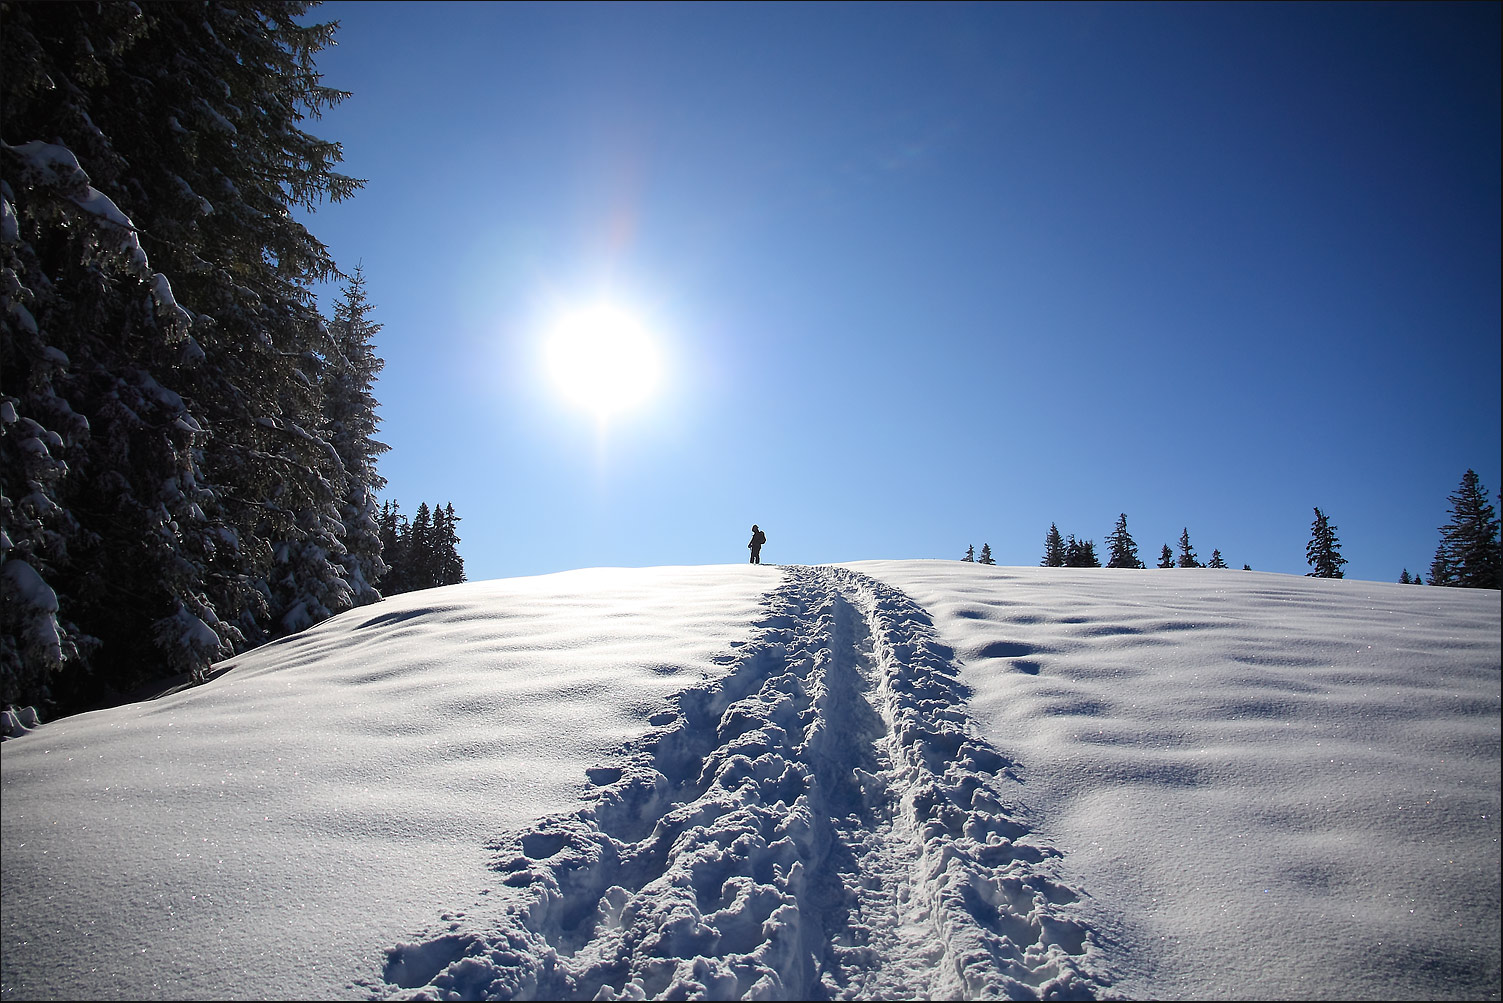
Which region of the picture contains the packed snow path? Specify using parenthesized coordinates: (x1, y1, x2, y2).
(372, 566, 1112, 1000)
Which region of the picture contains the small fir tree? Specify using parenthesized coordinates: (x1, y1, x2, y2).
(1207, 549, 1227, 569)
(962, 545, 974, 562)
(978, 543, 995, 565)
(1429, 545, 1453, 587)
(1158, 544, 1175, 569)
(1305, 507, 1346, 579)
(1041, 524, 1066, 567)
(1105, 513, 1144, 569)
(1399, 569, 1412, 584)
(1177, 529, 1200, 568)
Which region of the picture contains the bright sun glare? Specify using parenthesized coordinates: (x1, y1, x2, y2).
(544, 305, 661, 420)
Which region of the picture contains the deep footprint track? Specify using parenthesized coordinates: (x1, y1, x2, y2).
(371, 566, 1113, 1001)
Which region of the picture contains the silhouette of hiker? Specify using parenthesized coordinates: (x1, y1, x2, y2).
(748, 524, 766, 564)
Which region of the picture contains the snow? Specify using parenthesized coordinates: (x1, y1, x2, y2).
(149, 272, 193, 331)
(1, 562, 1497, 1001)
(0, 560, 59, 613)
(8, 140, 150, 273)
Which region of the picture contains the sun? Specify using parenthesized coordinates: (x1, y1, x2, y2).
(543, 305, 661, 419)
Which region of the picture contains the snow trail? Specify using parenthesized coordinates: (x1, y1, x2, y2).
(371, 566, 1112, 1000)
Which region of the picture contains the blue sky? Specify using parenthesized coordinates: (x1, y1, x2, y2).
(300, 1, 1500, 583)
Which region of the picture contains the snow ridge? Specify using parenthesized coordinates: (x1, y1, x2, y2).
(371, 566, 1111, 1000)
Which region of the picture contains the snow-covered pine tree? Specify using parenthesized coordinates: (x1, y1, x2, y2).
(1158, 544, 1175, 569)
(1105, 513, 1144, 568)
(961, 545, 974, 562)
(324, 266, 389, 604)
(1207, 549, 1227, 569)
(1, 2, 360, 710)
(1041, 524, 1065, 567)
(1432, 470, 1502, 589)
(1305, 508, 1346, 579)
(978, 543, 995, 565)
(1177, 528, 1201, 568)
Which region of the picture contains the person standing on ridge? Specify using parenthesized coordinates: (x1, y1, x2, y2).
(748, 524, 767, 564)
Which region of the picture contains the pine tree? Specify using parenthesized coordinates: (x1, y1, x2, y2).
(1432, 470, 1502, 589)
(1041, 524, 1066, 567)
(1399, 569, 1412, 585)
(978, 543, 995, 565)
(1176, 529, 1200, 568)
(376, 501, 408, 595)
(1158, 544, 1175, 569)
(1207, 549, 1227, 569)
(1428, 544, 1452, 587)
(407, 503, 436, 591)
(961, 545, 974, 562)
(436, 503, 466, 585)
(1305, 508, 1346, 579)
(324, 266, 389, 604)
(1413, 573, 1422, 585)
(1105, 513, 1144, 569)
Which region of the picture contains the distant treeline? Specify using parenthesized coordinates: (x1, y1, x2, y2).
(962, 469, 1500, 587)
(377, 502, 466, 595)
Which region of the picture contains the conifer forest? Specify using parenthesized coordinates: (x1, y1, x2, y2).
(0, 3, 443, 714)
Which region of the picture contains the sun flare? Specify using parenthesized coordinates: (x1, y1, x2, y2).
(544, 305, 661, 419)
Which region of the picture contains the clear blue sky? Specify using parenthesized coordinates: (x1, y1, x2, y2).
(300, 1, 1501, 583)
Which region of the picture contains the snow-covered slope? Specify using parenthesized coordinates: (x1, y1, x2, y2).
(2, 562, 1498, 1001)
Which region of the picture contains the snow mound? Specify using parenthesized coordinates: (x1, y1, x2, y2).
(373, 566, 1109, 1001)
(2, 562, 1497, 1001)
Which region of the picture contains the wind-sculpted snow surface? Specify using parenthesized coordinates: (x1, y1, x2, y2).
(373, 566, 1111, 1000)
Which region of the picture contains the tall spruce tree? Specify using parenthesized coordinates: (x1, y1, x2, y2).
(1177, 528, 1200, 568)
(1305, 508, 1346, 579)
(1431, 470, 1501, 589)
(324, 266, 389, 603)
(1158, 544, 1175, 569)
(1, 2, 362, 711)
(977, 543, 995, 565)
(1105, 513, 1144, 569)
(1041, 524, 1066, 567)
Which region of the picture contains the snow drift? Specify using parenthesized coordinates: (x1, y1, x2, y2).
(2, 562, 1498, 1001)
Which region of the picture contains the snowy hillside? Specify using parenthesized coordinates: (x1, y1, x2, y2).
(2, 562, 1498, 1001)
